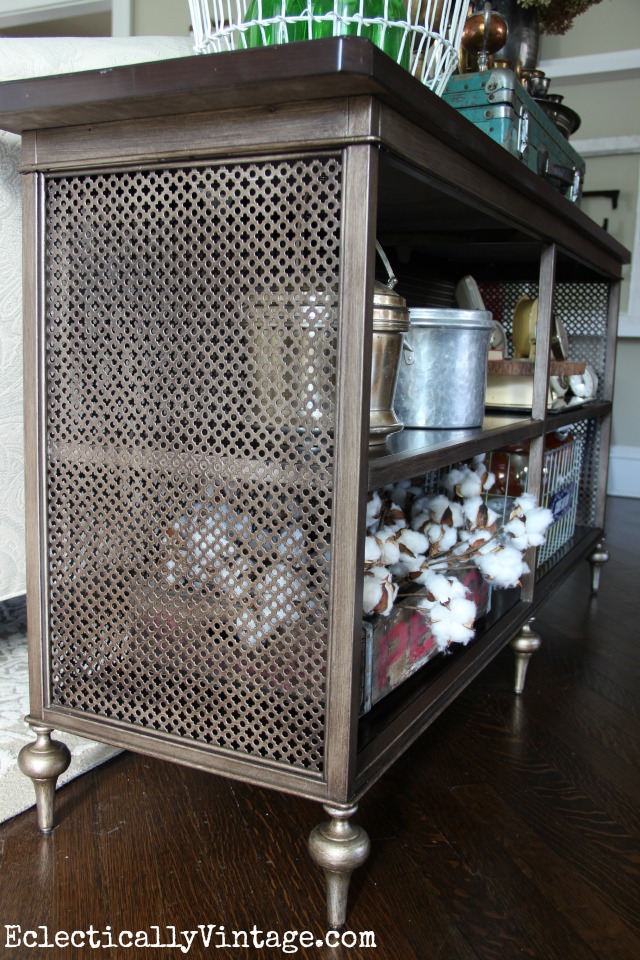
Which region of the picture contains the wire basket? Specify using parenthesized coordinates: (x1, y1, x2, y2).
(486, 436, 583, 567)
(188, 0, 469, 95)
(536, 437, 583, 565)
(420, 436, 583, 569)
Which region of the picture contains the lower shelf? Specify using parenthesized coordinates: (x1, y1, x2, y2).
(354, 525, 602, 797)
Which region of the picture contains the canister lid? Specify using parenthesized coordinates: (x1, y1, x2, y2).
(409, 307, 494, 329)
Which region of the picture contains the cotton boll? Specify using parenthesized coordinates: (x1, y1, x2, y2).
(381, 501, 407, 531)
(429, 621, 454, 652)
(475, 544, 529, 587)
(438, 525, 458, 553)
(377, 526, 402, 566)
(427, 604, 475, 649)
(417, 596, 436, 613)
(428, 523, 458, 555)
(396, 527, 429, 559)
(513, 493, 536, 515)
(383, 479, 418, 511)
(457, 527, 493, 550)
(463, 498, 497, 531)
(366, 491, 382, 531)
(416, 569, 454, 600)
(441, 467, 466, 498)
(507, 502, 554, 548)
(426, 523, 445, 546)
(390, 555, 424, 580)
(411, 511, 432, 534)
(435, 619, 475, 647)
(365, 535, 383, 564)
(483, 470, 496, 492)
(503, 517, 529, 550)
(471, 460, 495, 493)
(457, 470, 483, 498)
(524, 506, 554, 541)
(416, 569, 467, 601)
(485, 504, 499, 528)
(410, 495, 431, 519)
(448, 596, 477, 626)
(449, 501, 465, 528)
(424, 494, 452, 523)
(463, 496, 483, 527)
(362, 572, 385, 615)
(362, 566, 398, 617)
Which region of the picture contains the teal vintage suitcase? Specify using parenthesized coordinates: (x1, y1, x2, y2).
(443, 68, 585, 202)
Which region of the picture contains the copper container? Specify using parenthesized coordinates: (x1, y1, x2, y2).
(369, 281, 410, 446)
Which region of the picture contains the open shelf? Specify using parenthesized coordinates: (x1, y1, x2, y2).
(355, 525, 602, 794)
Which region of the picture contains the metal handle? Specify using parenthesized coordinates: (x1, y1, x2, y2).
(538, 149, 582, 201)
(544, 158, 575, 187)
(375, 240, 398, 289)
(538, 150, 576, 187)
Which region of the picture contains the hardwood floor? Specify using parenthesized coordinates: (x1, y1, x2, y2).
(1, 497, 638, 959)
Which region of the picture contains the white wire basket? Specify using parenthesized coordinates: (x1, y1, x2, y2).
(536, 436, 582, 566)
(188, 0, 469, 95)
(485, 437, 583, 568)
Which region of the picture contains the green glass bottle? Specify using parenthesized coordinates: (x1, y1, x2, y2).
(311, 0, 410, 69)
(242, 0, 310, 48)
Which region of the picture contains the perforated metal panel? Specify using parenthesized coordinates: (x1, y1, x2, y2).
(480, 281, 610, 389)
(573, 418, 601, 527)
(43, 155, 342, 773)
(480, 280, 611, 529)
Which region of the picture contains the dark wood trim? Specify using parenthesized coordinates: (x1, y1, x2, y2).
(0, 38, 629, 272)
(324, 141, 379, 803)
(39, 706, 329, 801)
(368, 417, 544, 488)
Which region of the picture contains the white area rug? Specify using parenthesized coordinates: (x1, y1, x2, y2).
(0, 599, 119, 825)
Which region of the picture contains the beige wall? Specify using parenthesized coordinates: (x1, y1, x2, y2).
(540, 0, 635, 59)
(132, 0, 192, 37)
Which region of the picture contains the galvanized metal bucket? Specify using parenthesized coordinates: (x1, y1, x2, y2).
(394, 307, 494, 428)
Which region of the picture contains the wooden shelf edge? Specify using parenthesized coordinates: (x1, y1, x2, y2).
(544, 399, 612, 430)
(368, 417, 542, 487)
(488, 359, 588, 376)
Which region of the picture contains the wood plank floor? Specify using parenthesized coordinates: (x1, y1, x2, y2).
(1, 496, 638, 959)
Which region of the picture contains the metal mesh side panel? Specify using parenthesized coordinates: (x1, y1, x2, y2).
(480, 280, 610, 529)
(573, 418, 602, 527)
(480, 281, 610, 388)
(553, 283, 610, 387)
(43, 157, 342, 773)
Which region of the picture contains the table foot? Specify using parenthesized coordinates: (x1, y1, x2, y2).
(17, 722, 71, 833)
(588, 539, 609, 595)
(308, 803, 370, 929)
(510, 619, 541, 695)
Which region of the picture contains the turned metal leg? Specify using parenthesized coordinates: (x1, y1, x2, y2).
(510, 619, 541, 695)
(308, 803, 370, 929)
(17, 723, 71, 833)
(588, 539, 609, 595)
